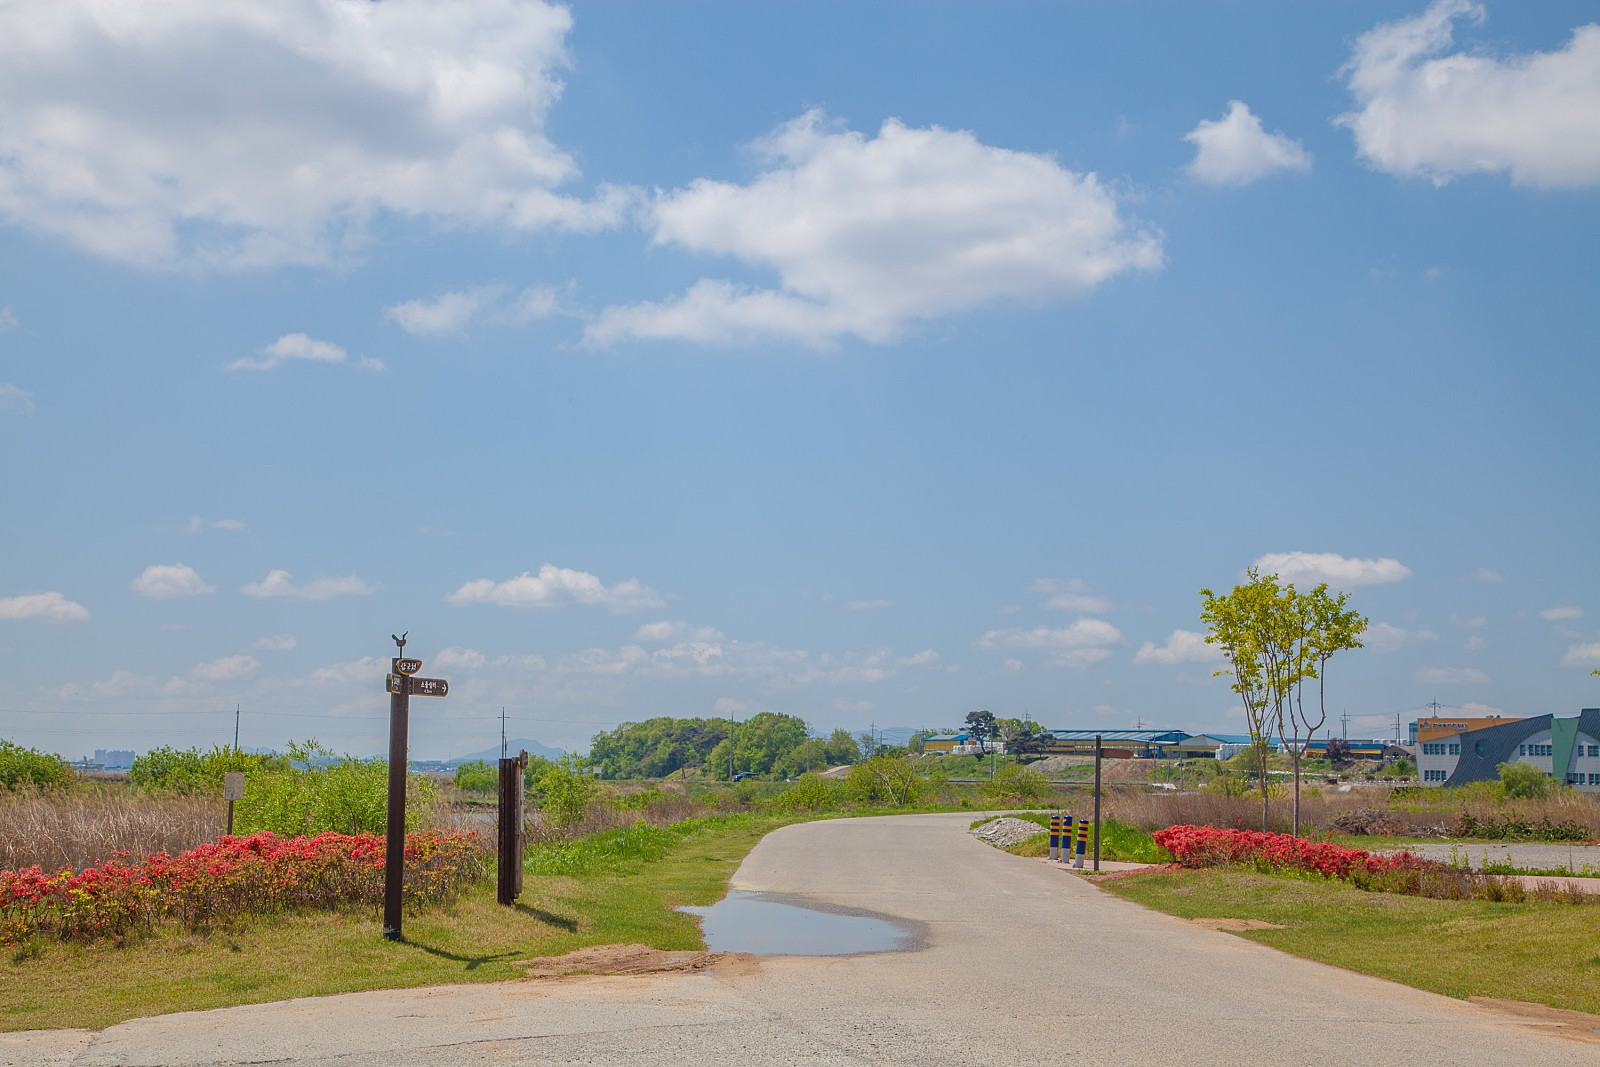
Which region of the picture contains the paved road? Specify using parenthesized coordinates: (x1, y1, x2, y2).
(8, 813, 1594, 1065)
(1382, 840, 1600, 873)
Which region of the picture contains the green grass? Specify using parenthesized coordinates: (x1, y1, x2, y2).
(0, 814, 784, 1032)
(1103, 867, 1600, 1015)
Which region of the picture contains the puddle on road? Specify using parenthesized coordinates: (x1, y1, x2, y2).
(679, 892, 916, 956)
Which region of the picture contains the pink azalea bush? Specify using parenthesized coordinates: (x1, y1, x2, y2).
(0, 830, 484, 945)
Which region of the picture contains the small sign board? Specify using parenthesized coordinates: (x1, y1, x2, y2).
(393, 658, 423, 676)
(410, 677, 449, 697)
(223, 771, 245, 801)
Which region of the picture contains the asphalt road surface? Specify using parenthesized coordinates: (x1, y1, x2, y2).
(9, 813, 1593, 1066)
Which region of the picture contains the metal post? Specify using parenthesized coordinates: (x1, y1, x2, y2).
(1093, 734, 1103, 872)
(383, 665, 409, 941)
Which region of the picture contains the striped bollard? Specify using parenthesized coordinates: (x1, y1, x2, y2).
(1048, 813, 1060, 861)
(1060, 815, 1074, 864)
(1073, 818, 1088, 868)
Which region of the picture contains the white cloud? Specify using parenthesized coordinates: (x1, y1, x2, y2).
(254, 633, 297, 651)
(1134, 629, 1225, 665)
(182, 516, 247, 535)
(1564, 642, 1600, 668)
(242, 569, 377, 600)
(1364, 622, 1439, 654)
(713, 697, 749, 715)
(845, 599, 892, 611)
(1032, 578, 1112, 614)
(636, 621, 724, 644)
(0, 590, 89, 622)
(0, 384, 34, 415)
(189, 654, 259, 682)
(1541, 606, 1582, 621)
(433, 646, 486, 672)
(977, 619, 1123, 668)
(0, 0, 627, 269)
(1253, 551, 1411, 588)
(1465, 635, 1486, 650)
(587, 110, 1162, 347)
(226, 332, 381, 372)
(1183, 100, 1312, 185)
(1465, 567, 1504, 582)
(132, 563, 215, 599)
(447, 564, 663, 612)
(385, 284, 570, 336)
(1417, 665, 1489, 684)
(0, 305, 17, 331)
(1338, 1, 1600, 188)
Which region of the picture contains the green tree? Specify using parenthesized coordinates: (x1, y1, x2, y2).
(844, 755, 921, 806)
(998, 717, 1048, 762)
(0, 740, 73, 790)
(1201, 570, 1367, 836)
(537, 755, 601, 830)
(822, 728, 861, 766)
(1496, 760, 1553, 800)
(452, 759, 497, 793)
(963, 710, 997, 755)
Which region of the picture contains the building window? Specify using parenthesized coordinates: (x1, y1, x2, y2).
(1519, 744, 1526, 756)
(1448, 743, 1459, 755)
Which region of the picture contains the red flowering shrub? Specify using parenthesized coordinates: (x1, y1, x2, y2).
(1151, 824, 1437, 881)
(0, 830, 484, 945)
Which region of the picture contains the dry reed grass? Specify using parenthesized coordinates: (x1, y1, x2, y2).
(1103, 782, 1600, 840)
(1, 787, 223, 871)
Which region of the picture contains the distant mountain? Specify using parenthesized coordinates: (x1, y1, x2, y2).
(446, 738, 565, 766)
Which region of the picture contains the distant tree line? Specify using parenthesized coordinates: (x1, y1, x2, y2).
(587, 714, 861, 779)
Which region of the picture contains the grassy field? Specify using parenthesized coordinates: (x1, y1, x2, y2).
(1103, 867, 1600, 1015)
(1, 814, 784, 1032)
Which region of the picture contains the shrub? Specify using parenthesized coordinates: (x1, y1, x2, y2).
(1153, 824, 1435, 880)
(129, 745, 291, 794)
(981, 764, 1049, 803)
(844, 756, 921, 806)
(233, 742, 435, 837)
(0, 830, 485, 945)
(0, 741, 72, 791)
(453, 760, 498, 794)
(1496, 761, 1553, 800)
(767, 775, 840, 813)
(535, 757, 601, 831)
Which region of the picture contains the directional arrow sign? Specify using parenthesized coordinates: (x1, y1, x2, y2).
(393, 658, 423, 676)
(409, 677, 449, 697)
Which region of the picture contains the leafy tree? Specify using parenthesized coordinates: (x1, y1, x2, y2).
(537, 755, 601, 830)
(452, 759, 497, 793)
(844, 755, 921, 806)
(1496, 760, 1553, 800)
(963, 710, 997, 754)
(998, 717, 1049, 762)
(982, 762, 1050, 802)
(1324, 737, 1353, 767)
(587, 716, 730, 779)
(0, 740, 73, 790)
(822, 728, 861, 766)
(1201, 570, 1367, 835)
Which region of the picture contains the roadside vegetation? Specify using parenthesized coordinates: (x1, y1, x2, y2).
(9, 715, 1600, 1031)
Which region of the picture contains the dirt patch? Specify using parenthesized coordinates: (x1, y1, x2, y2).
(1469, 998, 1600, 1046)
(518, 943, 756, 979)
(1189, 918, 1287, 932)
(1026, 755, 1094, 776)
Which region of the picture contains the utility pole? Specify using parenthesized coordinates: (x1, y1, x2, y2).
(233, 703, 241, 751)
(1341, 710, 1349, 739)
(500, 706, 508, 760)
(728, 711, 735, 781)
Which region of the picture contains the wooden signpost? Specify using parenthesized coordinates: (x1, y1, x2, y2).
(381, 633, 448, 942)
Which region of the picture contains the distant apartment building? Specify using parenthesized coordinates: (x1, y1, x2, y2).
(94, 749, 136, 769)
(1415, 709, 1600, 791)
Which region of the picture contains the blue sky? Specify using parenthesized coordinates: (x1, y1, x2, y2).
(2, 0, 1596, 760)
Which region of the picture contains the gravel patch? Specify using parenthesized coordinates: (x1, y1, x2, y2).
(970, 817, 1046, 849)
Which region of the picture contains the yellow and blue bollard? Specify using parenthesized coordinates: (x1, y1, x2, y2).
(1073, 818, 1089, 868)
(1060, 815, 1074, 864)
(1048, 813, 1061, 861)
